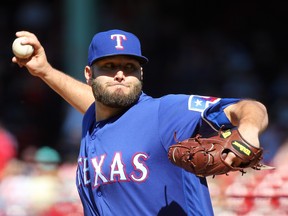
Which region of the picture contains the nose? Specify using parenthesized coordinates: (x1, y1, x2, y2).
(114, 71, 125, 82)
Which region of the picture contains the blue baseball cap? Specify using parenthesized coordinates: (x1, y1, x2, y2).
(88, 29, 148, 66)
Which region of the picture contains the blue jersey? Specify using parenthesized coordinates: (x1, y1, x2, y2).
(76, 92, 240, 216)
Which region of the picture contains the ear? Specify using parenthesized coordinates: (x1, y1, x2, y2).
(85, 66, 93, 85)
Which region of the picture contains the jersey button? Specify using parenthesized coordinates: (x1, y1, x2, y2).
(97, 187, 102, 196)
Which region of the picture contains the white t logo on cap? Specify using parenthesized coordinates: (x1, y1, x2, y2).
(111, 34, 127, 50)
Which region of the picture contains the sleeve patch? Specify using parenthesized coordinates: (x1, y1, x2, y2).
(188, 95, 221, 112)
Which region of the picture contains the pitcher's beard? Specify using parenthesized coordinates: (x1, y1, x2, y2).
(91, 81, 142, 108)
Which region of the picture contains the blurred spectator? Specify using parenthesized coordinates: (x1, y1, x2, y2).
(29, 146, 62, 215)
(34, 146, 61, 172)
(0, 122, 18, 180)
(0, 144, 83, 215)
(0, 146, 63, 215)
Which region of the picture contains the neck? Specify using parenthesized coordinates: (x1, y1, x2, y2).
(95, 101, 126, 122)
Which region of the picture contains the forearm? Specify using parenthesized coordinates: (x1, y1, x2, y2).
(12, 31, 95, 114)
(224, 100, 269, 146)
(226, 100, 268, 131)
(41, 64, 94, 114)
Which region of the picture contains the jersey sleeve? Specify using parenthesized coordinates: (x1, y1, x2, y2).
(158, 94, 240, 150)
(202, 97, 241, 130)
(158, 94, 206, 149)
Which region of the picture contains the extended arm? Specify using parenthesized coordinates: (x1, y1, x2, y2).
(11, 31, 94, 114)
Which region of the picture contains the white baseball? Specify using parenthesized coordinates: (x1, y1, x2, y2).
(12, 37, 34, 59)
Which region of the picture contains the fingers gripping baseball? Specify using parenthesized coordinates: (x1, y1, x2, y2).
(12, 31, 50, 77)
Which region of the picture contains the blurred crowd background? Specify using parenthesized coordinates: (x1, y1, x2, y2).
(1, 0, 288, 215)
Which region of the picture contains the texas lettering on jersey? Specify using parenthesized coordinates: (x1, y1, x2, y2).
(77, 152, 149, 189)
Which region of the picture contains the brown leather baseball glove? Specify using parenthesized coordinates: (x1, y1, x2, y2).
(168, 128, 273, 177)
